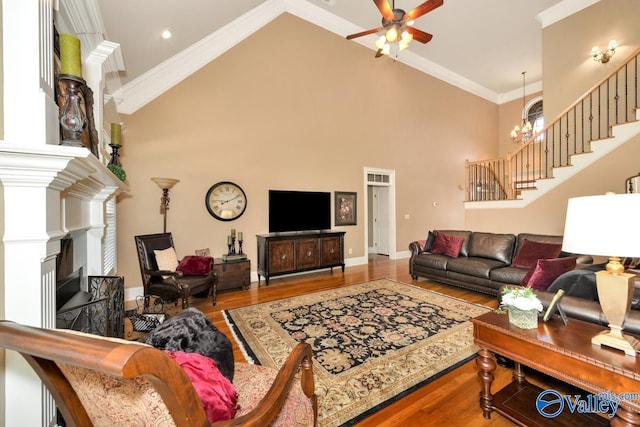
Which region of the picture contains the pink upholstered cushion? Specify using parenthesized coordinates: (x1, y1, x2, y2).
(430, 232, 464, 258)
(523, 257, 577, 290)
(57, 362, 176, 426)
(234, 363, 315, 426)
(512, 240, 562, 269)
(176, 255, 213, 275)
(166, 351, 238, 422)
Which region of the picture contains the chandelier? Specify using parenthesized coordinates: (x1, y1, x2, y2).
(510, 71, 533, 143)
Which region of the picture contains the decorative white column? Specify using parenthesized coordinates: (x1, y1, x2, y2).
(2, 1, 61, 425)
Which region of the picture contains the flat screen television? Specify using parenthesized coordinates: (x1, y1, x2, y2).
(269, 190, 331, 233)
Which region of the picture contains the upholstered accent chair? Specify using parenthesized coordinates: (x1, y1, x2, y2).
(0, 321, 317, 426)
(135, 233, 217, 309)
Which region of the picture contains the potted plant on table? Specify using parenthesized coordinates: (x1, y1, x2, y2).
(497, 287, 543, 329)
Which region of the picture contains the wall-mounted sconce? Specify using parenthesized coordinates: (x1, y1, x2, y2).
(591, 39, 617, 63)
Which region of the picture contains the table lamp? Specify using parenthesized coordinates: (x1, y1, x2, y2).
(562, 193, 640, 356)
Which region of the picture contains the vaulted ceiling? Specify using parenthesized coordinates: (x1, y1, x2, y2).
(94, 0, 598, 114)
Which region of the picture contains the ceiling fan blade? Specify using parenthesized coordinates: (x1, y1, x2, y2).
(346, 27, 383, 40)
(407, 27, 433, 44)
(373, 0, 394, 20)
(375, 48, 384, 58)
(405, 0, 444, 21)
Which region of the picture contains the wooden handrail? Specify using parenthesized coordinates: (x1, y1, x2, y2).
(466, 48, 640, 202)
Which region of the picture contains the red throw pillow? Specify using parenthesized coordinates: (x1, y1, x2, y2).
(177, 255, 213, 275)
(512, 240, 562, 269)
(522, 257, 577, 291)
(430, 233, 464, 258)
(166, 351, 238, 422)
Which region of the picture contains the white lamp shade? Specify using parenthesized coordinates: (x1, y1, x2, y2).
(151, 177, 180, 190)
(562, 193, 640, 257)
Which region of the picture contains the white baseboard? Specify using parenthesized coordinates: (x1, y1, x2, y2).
(394, 250, 411, 259)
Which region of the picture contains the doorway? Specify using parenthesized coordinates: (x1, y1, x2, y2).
(363, 167, 396, 259)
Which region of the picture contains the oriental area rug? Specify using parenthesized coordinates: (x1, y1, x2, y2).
(223, 278, 490, 427)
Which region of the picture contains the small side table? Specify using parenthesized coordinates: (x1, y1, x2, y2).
(213, 258, 250, 291)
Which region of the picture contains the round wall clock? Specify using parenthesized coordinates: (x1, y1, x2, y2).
(205, 181, 247, 221)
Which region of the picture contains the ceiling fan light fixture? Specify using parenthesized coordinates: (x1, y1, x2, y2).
(344, 0, 443, 59)
(385, 26, 398, 42)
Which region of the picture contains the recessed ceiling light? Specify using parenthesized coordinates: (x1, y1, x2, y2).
(161, 29, 172, 39)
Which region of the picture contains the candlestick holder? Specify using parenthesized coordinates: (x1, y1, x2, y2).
(107, 143, 127, 182)
(227, 237, 237, 256)
(238, 238, 244, 255)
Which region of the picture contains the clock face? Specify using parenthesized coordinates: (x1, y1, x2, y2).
(205, 181, 247, 221)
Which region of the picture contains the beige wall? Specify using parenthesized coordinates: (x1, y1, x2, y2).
(543, 0, 640, 119)
(465, 0, 640, 235)
(0, 2, 3, 139)
(116, 13, 498, 289)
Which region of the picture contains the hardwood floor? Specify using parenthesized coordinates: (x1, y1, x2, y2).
(188, 255, 522, 426)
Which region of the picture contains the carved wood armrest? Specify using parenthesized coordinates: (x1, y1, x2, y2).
(213, 342, 317, 427)
(0, 321, 210, 427)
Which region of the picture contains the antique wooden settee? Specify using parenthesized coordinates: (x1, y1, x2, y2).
(0, 320, 317, 426)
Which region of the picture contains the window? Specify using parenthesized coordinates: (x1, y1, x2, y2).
(527, 99, 544, 135)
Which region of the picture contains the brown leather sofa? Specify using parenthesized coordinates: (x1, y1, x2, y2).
(409, 230, 640, 335)
(409, 230, 592, 296)
(535, 270, 640, 335)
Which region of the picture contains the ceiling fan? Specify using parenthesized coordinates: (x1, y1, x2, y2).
(346, 0, 443, 58)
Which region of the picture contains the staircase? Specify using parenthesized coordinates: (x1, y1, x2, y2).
(465, 48, 640, 209)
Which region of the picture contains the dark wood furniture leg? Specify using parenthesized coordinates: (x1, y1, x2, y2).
(613, 405, 640, 427)
(476, 348, 496, 419)
(513, 361, 525, 384)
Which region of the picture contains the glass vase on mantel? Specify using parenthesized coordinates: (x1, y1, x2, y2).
(508, 308, 539, 329)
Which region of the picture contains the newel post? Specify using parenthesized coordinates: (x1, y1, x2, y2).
(464, 159, 470, 201)
(505, 152, 514, 200)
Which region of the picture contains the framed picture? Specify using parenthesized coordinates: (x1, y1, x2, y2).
(335, 191, 357, 226)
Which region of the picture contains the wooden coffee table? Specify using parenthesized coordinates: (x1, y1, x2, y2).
(472, 311, 640, 426)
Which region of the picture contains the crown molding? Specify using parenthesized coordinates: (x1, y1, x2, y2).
(536, 0, 600, 28)
(116, 0, 572, 114)
(115, 0, 286, 114)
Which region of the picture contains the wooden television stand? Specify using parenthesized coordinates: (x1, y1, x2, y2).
(256, 231, 345, 285)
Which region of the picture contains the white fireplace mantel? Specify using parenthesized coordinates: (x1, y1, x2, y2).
(0, 142, 127, 427)
(0, 142, 127, 322)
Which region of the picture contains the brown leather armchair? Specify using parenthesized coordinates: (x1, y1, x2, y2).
(135, 233, 217, 309)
